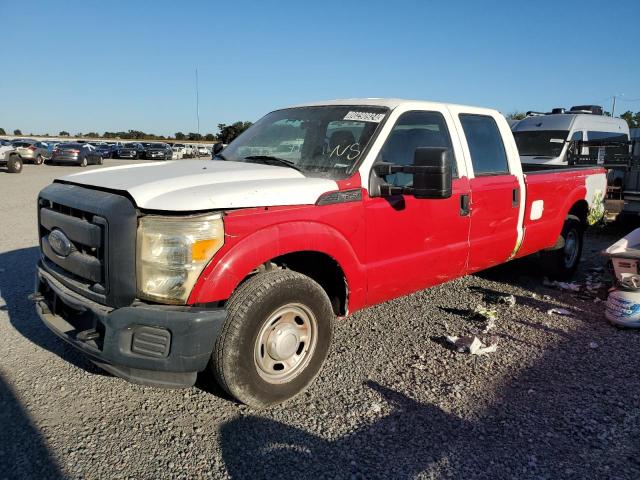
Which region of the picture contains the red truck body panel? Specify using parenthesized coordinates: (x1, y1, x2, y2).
(467, 174, 521, 273)
(189, 165, 604, 314)
(515, 167, 601, 258)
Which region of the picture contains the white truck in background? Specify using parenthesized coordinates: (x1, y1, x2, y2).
(512, 105, 635, 219)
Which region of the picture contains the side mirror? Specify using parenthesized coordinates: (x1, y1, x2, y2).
(374, 147, 453, 199)
(412, 147, 453, 199)
(212, 143, 224, 155)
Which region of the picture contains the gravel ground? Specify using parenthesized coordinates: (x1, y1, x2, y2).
(1, 161, 640, 479)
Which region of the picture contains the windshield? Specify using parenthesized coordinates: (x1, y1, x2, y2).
(221, 106, 389, 179)
(513, 130, 569, 157)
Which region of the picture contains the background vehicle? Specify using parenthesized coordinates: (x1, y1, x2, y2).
(116, 143, 146, 159)
(145, 143, 172, 160)
(34, 99, 606, 408)
(12, 139, 50, 165)
(512, 106, 629, 166)
(50, 143, 103, 167)
(183, 144, 195, 158)
(0, 140, 22, 173)
(512, 106, 634, 219)
(95, 144, 118, 159)
(196, 145, 209, 157)
(172, 144, 185, 159)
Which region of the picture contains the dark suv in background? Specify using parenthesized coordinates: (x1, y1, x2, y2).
(116, 143, 146, 159)
(145, 143, 172, 160)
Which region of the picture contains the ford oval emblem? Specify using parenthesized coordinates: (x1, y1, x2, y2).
(49, 229, 73, 257)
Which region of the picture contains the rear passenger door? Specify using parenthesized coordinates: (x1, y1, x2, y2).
(454, 112, 521, 273)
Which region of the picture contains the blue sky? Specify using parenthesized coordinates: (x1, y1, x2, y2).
(1, 0, 639, 136)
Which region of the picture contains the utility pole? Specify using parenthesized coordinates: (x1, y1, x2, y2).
(612, 95, 617, 117)
(195, 68, 200, 136)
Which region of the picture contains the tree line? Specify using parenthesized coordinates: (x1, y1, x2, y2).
(0, 121, 253, 143)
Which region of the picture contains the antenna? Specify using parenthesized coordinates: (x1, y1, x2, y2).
(195, 68, 200, 136)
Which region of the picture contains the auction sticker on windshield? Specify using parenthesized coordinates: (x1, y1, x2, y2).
(343, 111, 385, 123)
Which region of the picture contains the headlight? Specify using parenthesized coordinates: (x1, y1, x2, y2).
(136, 213, 224, 304)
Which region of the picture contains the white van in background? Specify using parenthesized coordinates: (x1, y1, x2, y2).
(512, 105, 629, 166)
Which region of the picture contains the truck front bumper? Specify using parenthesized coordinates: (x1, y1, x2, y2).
(34, 263, 225, 388)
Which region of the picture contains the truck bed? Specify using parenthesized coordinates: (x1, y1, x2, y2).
(515, 165, 606, 259)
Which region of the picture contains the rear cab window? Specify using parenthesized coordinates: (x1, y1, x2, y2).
(459, 114, 509, 175)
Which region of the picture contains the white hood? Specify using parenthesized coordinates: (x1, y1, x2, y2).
(59, 160, 338, 211)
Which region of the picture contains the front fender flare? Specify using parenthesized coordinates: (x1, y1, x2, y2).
(188, 221, 366, 310)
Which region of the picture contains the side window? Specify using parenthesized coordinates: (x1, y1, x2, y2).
(570, 131, 583, 141)
(459, 114, 509, 175)
(379, 110, 456, 187)
(587, 131, 629, 159)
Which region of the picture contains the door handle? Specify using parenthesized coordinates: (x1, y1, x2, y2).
(460, 194, 470, 216)
(512, 188, 520, 207)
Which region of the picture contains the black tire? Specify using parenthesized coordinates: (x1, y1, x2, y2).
(35, 154, 44, 165)
(212, 270, 334, 408)
(97, 156, 103, 165)
(6, 155, 23, 173)
(79, 156, 88, 167)
(541, 215, 584, 279)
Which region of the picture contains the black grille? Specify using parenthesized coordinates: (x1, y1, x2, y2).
(39, 200, 106, 286)
(38, 182, 138, 308)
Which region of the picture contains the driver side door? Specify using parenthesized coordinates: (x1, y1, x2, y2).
(364, 109, 471, 306)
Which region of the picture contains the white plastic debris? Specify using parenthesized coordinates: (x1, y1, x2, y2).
(444, 335, 498, 355)
(547, 308, 574, 316)
(543, 278, 581, 292)
(603, 228, 640, 287)
(482, 317, 496, 333)
(497, 294, 516, 307)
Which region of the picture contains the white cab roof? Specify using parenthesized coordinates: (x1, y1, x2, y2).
(287, 98, 493, 112)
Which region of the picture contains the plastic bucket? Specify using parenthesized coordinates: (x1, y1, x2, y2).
(605, 288, 640, 328)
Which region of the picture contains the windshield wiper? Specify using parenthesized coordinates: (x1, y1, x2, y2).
(242, 155, 302, 172)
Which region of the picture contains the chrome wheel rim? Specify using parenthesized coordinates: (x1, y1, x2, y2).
(254, 303, 318, 384)
(564, 229, 579, 268)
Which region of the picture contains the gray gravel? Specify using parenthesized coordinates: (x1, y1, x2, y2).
(1, 161, 640, 479)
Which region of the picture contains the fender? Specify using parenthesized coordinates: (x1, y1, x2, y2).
(516, 180, 587, 259)
(188, 219, 367, 310)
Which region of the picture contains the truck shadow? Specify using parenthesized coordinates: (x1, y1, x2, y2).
(0, 373, 65, 479)
(0, 246, 104, 375)
(219, 322, 640, 479)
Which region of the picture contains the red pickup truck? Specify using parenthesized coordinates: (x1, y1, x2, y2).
(35, 99, 606, 406)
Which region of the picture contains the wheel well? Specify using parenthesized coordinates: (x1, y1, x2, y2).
(270, 251, 348, 316)
(568, 200, 589, 228)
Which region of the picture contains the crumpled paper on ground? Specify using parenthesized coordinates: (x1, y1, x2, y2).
(445, 335, 499, 355)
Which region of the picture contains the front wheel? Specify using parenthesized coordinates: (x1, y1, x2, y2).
(212, 270, 334, 408)
(541, 215, 583, 279)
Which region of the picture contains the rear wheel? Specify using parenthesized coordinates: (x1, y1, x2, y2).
(35, 154, 44, 165)
(6, 155, 23, 173)
(212, 270, 334, 408)
(79, 156, 88, 167)
(97, 156, 103, 165)
(541, 215, 583, 279)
